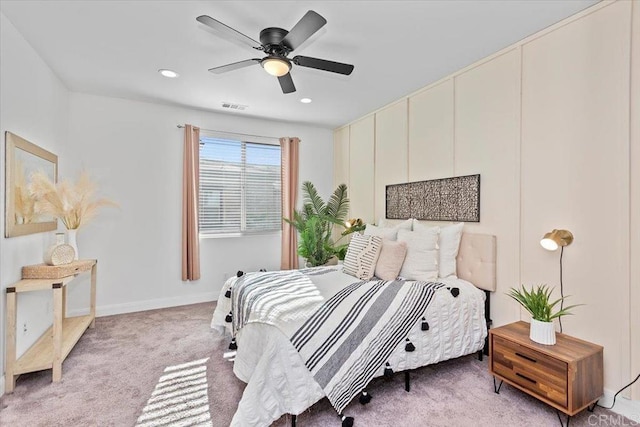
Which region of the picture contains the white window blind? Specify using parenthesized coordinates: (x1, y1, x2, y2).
(199, 135, 282, 235)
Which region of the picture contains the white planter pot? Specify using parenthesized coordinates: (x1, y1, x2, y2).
(529, 318, 556, 345)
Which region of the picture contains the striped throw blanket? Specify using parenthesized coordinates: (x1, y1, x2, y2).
(290, 279, 444, 413)
(230, 270, 324, 335)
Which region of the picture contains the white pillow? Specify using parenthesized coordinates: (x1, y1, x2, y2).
(364, 224, 398, 240)
(343, 234, 383, 280)
(397, 226, 440, 281)
(438, 222, 464, 278)
(378, 218, 414, 231)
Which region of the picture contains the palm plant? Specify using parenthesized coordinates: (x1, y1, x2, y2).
(507, 284, 582, 322)
(285, 181, 350, 266)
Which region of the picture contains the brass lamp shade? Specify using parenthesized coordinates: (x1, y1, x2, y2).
(344, 218, 363, 229)
(540, 229, 574, 251)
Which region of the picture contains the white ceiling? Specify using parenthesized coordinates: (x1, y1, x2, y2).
(0, 0, 599, 129)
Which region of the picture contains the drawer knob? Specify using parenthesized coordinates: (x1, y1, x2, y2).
(516, 352, 537, 363)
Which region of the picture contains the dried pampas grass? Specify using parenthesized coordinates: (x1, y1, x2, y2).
(29, 170, 117, 230)
(14, 160, 39, 224)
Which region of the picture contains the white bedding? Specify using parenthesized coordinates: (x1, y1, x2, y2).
(211, 268, 487, 427)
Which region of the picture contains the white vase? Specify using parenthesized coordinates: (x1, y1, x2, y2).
(529, 318, 556, 345)
(66, 229, 79, 260)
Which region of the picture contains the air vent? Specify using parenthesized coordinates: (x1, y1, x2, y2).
(221, 102, 248, 111)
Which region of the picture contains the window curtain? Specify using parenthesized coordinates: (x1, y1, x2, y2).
(182, 124, 201, 281)
(280, 137, 300, 270)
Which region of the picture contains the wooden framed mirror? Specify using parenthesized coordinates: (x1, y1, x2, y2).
(5, 131, 58, 237)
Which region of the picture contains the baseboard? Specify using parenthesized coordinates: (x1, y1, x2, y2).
(600, 388, 640, 423)
(0, 375, 5, 397)
(67, 292, 217, 318)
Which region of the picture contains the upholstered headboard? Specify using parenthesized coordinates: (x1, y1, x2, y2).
(456, 233, 496, 292)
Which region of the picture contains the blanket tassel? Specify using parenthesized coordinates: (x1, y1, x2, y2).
(447, 287, 460, 297)
(384, 362, 394, 380)
(339, 413, 354, 427)
(358, 390, 372, 405)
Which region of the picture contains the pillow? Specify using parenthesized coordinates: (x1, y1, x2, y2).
(378, 218, 414, 231)
(397, 226, 440, 281)
(364, 223, 398, 240)
(438, 222, 464, 278)
(343, 234, 383, 280)
(374, 240, 408, 281)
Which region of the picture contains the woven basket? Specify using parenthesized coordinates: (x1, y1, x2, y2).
(22, 259, 96, 279)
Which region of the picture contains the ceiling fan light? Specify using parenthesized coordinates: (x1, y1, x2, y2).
(262, 57, 291, 77)
(158, 69, 179, 78)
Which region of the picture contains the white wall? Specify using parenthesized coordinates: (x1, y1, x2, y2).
(0, 11, 334, 390)
(0, 12, 70, 386)
(63, 93, 333, 317)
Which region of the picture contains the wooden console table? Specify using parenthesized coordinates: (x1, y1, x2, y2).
(5, 259, 97, 393)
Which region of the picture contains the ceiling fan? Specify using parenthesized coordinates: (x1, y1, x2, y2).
(196, 10, 354, 94)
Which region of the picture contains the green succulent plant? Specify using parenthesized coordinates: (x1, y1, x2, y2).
(507, 284, 582, 323)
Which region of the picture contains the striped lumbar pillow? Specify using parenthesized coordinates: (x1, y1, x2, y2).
(343, 234, 383, 280)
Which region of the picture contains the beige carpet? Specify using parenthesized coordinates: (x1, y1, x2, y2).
(0, 302, 628, 426)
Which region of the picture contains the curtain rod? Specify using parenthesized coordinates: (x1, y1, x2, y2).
(176, 124, 286, 141)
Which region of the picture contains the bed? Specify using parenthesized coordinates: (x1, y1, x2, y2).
(211, 232, 496, 427)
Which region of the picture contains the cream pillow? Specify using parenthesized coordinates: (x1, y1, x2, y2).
(397, 226, 440, 281)
(374, 240, 408, 281)
(364, 223, 398, 240)
(378, 218, 414, 231)
(343, 234, 383, 280)
(438, 222, 464, 278)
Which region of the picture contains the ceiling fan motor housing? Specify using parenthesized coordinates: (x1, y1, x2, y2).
(260, 27, 291, 56)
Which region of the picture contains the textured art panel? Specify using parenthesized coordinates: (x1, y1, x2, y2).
(385, 174, 480, 222)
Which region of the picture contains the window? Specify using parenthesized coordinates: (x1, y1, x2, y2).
(199, 135, 282, 235)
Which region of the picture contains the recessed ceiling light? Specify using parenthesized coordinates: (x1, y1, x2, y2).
(300, 98, 312, 104)
(158, 69, 179, 78)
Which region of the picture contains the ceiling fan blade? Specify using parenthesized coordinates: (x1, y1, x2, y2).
(278, 73, 296, 94)
(196, 15, 261, 49)
(282, 10, 327, 50)
(293, 56, 354, 75)
(208, 59, 261, 74)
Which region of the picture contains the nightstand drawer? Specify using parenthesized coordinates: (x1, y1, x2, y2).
(492, 335, 568, 407)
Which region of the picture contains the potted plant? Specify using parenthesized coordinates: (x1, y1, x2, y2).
(507, 284, 581, 345)
(284, 181, 350, 267)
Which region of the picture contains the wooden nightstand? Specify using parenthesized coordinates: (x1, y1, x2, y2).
(489, 321, 603, 424)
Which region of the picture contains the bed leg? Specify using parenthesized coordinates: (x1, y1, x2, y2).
(291, 414, 296, 427)
(484, 290, 492, 356)
(405, 371, 410, 392)
(477, 349, 483, 361)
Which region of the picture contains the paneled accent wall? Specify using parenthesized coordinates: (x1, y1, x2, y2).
(454, 48, 522, 328)
(333, 1, 638, 398)
(374, 100, 408, 222)
(520, 0, 632, 398)
(349, 116, 375, 223)
(630, 0, 640, 401)
(408, 80, 454, 181)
